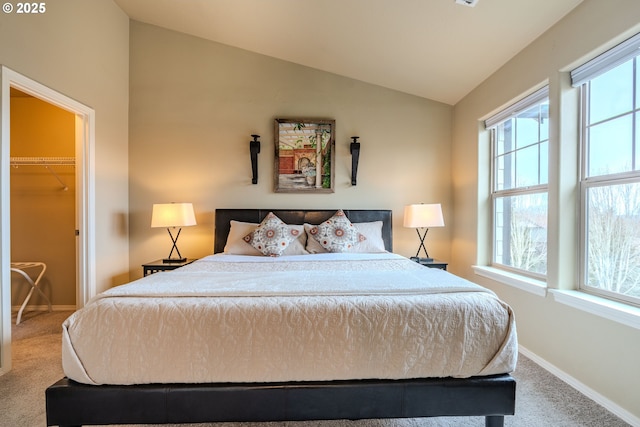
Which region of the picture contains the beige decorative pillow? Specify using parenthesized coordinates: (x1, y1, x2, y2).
(304, 223, 329, 254)
(243, 212, 301, 256)
(224, 221, 263, 255)
(225, 221, 307, 256)
(305, 221, 386, 253)
(306, 209, 366, 253)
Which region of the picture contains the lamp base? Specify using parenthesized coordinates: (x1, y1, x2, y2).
(410, 256, 434, 263)
(163, 257, 187, 264)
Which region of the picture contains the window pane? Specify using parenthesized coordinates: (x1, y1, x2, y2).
(515, 112, 539, 148)
(637, 61, 640, 110)
(515, 144, 540, 187)
(495, 121, 513, 156)
(636, 114, 640, 171)
(494, 197, 504, 261)
(588, 115, 633, 177)
(494, 154, 504, 191)
(589, 59, 633, 124)
(586, 182, 640, 299)
(495, 101, 548, 191)
(540, 104, 549, 141)
(495, 152, 515, 191)
(540, 140, 548, 185)
(494, 193, 547, 274)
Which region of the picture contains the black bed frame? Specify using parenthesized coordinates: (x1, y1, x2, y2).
(45, 209, 515, 427)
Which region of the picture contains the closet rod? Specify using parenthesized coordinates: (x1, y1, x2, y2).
(10, 156, 75, 166)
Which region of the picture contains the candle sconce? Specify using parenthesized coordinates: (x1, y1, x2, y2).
(250, 134, 260, 184)
(350, 136, 361, 186)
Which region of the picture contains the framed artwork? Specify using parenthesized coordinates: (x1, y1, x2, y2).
(274, 118, 335, 193)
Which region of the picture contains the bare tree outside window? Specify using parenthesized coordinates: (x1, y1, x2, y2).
(586, 182, 640, 298)
(494, 193, 547, 274)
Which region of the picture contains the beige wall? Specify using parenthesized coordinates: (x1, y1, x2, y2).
(128, 21, 453, 278)
(0, 0, 130, 292)
(10, 95, 76, 307)
(452, 0, 640, 420)
(0, 0, 636, 420)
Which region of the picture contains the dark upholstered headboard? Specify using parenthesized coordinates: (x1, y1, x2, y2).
(214, 209, 393, 254)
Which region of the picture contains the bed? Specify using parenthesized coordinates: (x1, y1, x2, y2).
(46, 208, 516, 427)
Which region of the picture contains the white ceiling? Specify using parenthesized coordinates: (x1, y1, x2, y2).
(114, 0, 583, 105)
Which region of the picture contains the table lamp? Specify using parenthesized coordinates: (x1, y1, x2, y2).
(403, 203, 444, 262)
(151, 202, 196, 263)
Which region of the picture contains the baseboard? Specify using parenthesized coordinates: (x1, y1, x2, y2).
(519, 346, 640, 427)
(11, 305, 76, 312)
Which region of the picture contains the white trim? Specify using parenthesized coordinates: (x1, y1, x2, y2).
(0, 66, 96, 376)
(518, 346, 640, 427)
(2, 67, 96, 307)
(75, 107, 96, 308)
(0, 66, 12, 373)
(484, 86, 549, 128)
(550, 289, 640, 330)
(472, 265, 547, 296)
(571, 32, 640, 87)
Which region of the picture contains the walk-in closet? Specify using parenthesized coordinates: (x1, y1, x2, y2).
(9, 88, 76, 323)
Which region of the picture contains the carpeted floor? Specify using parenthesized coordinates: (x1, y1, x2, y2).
(0, 310, 631, 427)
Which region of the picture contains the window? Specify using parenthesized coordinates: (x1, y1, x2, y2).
(572, 33, 640, 306)
(485, 87, 549, 278)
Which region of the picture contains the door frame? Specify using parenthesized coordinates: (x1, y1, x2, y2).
(0, 66, 96, 374)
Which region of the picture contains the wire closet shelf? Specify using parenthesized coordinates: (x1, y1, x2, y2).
(10, 156, 75, 166)
(9, 156, 75, 190)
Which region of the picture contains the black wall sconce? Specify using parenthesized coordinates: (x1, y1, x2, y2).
(350, 136, 361, 186)
(250, 134, 260, 184)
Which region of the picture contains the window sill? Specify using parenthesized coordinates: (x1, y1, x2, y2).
(472, 265, 547, 297)
(550, 289, 640, 330)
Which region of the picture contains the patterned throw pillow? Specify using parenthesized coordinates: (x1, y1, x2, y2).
(243, 212, 299, 256)
(304, 221, 384, 253)
(225, 221, 308, 256)
(307, 209, 366, 252)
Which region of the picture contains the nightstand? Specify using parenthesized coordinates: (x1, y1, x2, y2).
(413, 259, 448, 270)
(142, 259, 196, 276)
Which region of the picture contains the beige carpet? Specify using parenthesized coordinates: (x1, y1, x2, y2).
(0, 310, 630, 427)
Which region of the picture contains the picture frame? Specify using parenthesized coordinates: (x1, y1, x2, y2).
(274, 118, 335, 193)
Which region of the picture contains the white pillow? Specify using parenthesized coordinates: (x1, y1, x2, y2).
(351, 221, 387, 253)
(224, 220, 308, 256)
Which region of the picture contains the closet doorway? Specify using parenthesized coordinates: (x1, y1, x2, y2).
(0, 66, 96, 375)
(10, 87, 77, 324)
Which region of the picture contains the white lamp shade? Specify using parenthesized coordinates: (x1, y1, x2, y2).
(403, 204, 444, 228)
(151, 203, 196, 228)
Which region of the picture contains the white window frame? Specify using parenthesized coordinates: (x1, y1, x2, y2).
(574, 74, 640, 306)
(485, 86, 550, 280)
(575, 49, 640, 307)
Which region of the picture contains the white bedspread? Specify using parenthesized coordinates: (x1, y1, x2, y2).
(62, 253, 517, 385)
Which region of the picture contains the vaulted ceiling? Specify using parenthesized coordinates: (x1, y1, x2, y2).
(114, 0, 583, 105)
